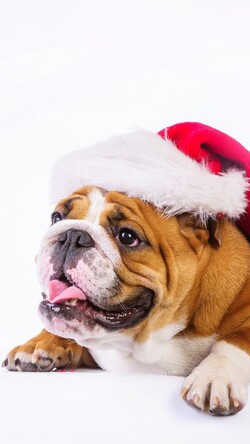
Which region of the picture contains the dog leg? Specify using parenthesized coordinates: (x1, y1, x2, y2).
(2, 329, 97, 372)
(181, 340, 250, 415)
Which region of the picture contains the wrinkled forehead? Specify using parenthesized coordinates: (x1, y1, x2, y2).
(54, 186, 147, 225)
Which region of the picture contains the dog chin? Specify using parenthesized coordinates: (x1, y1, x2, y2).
(38, 303, 105, 344)
(38, 287, 154, 342)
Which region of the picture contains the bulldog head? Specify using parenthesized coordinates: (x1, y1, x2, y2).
(37, 186, 220, 346)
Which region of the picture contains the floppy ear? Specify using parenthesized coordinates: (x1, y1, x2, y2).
(177, 214, 221, 256)
(206, 218, 222, 248)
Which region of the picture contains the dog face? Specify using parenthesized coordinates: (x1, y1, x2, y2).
(37, 186, 217, 347)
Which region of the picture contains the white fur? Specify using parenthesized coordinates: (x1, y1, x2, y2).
(132, 325, 215, 376)
(51, 130, 249, 221)
(85, 189, 106, 224)
(89, 323, 215, 376)
(182, 340, 250, 413)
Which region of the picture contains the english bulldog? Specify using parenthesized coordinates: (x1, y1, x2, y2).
(3, 185, 250, 415)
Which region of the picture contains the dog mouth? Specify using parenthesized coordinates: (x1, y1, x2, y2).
(39, 278, 154, 331)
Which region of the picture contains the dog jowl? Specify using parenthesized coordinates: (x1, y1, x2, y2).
(3, 186, 250, 415)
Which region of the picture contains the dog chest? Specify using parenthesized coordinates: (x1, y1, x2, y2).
(90, 326, 216, 376)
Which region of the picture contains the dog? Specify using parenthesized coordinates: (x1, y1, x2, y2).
(3, 185, 250, 415)
(2, 124, 250, 416)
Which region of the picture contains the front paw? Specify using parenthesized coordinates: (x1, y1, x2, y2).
(2, 330, 82, 372)
(181, 353, 248, 415)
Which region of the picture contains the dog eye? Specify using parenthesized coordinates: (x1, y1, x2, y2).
(117, 228, 140, 247)
(51, 212, 63, 225)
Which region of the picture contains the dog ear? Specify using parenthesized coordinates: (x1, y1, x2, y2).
(178, 214, 221, 256)
(206, 218, 222, 248)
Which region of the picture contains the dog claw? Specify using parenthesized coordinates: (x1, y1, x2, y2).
(232, 398, 240, 408)
(2, 358, 8, 367)
(180, 387, 189, 399)
(35, 356, 54, 371)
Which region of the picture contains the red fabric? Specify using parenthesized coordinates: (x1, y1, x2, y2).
(158, 122, 250, 238)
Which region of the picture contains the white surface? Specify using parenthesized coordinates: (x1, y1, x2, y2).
(1, 0, 250, 442)
(1, 363, 250, 444)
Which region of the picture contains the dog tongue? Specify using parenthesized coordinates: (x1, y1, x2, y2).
(47, 280, 87, 303)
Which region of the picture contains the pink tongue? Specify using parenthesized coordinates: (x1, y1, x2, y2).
(47, 280, 87, 303)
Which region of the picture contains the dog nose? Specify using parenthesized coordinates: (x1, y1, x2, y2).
(58, 229, 94, 249)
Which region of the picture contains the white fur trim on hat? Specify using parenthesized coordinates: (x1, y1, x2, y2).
(50, 130, 248, 221)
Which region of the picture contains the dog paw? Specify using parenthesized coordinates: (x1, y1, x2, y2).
(181, 352, 249, 415)
(2, 330, 83, 372)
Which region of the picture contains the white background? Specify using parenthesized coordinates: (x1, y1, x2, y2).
(0, 0, 250, 443)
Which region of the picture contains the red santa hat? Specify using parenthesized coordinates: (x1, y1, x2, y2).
(51, 122, 250, 238)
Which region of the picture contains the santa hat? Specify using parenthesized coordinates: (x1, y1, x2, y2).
(51, 122, 250, 239)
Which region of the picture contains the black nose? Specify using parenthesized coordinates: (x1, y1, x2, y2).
(51, 229, 95, 274)
(58, 229, 94, 249)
